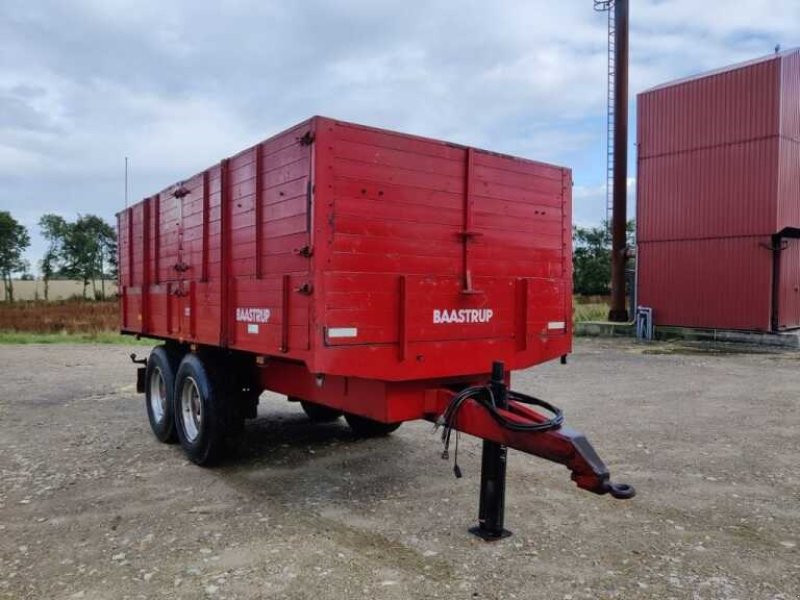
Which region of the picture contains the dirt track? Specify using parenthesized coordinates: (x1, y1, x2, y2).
(0, 339, 798, 599)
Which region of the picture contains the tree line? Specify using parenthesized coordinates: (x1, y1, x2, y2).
(573, 220, 635, 296)
(2, 207, 629, 302)
(0, 210, 117, 302)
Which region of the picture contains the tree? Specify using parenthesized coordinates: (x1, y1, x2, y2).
(573, 220, 635, 296)
(0, 211, 31, 302)
(38, 213, 118, 300)
(39, 214, 68, 301)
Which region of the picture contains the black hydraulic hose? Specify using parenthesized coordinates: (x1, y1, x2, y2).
(500, 390, 564, 432)
(438, 385, 563, 435)
(435, 384, 564, 476)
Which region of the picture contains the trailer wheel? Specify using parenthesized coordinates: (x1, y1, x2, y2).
(299, 400, 342, 423)
(344, 414, 402, 437)
(145, 345, 180, 443)
(174, 353, 235, 466)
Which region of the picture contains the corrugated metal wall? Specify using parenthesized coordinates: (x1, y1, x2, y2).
(637, 139, 779, 241)
(778, 238, 800, 330)
(780, 52, 800, 142)
(637, 49, 800, 332)
(638, 237, 773, 331)
(637, 58, 781, 159)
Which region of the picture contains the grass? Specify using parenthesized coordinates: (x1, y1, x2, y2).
(574, 302, 609, 322)
(0, 299, 128, 344)
(0, 331, 151, 345)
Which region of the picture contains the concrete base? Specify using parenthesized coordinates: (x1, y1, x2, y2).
(575, 321, 635, 338)
(575, 321, 800, 349)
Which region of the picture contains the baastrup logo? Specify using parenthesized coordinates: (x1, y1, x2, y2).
(236, 307, 271, 323)
(433, 308, 494, 324)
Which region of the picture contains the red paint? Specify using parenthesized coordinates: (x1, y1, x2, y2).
(637, 50, 800, 331)
(637, 236, 773, 331)
(119, 116, 572, 418)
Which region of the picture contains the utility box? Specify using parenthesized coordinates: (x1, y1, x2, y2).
(637, 49, 800, 331)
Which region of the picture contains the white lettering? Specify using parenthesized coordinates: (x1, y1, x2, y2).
(235, 307, 272, 323)
(432, 308, 494, 324)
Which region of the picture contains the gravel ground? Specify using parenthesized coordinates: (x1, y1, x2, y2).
(0, 339, 798, 600)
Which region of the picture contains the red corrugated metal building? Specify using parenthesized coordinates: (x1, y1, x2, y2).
(637, 49, 800, 331)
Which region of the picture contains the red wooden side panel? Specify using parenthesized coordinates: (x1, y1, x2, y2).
(638, 237, 773, 331)
(117, 209, 129, 329)
(224, 120, 313, 355)
(117, 119, 315, 357)
(120, 116, 572, 381)
(118, 204, 145, 332)
(309, 118, 571, 380)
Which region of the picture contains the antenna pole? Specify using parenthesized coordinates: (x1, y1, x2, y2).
(124, 156, 129, 208)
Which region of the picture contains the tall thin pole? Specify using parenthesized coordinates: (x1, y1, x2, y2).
(608, 0, 629, 322)
(124, 157, 129, 208)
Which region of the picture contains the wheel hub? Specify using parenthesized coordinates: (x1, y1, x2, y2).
(180, 377, 202, 442)
(149, 367, 167, 423)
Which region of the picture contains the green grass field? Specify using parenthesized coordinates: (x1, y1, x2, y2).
(0, 331, 150, 345)
(573, 302, 609, 322)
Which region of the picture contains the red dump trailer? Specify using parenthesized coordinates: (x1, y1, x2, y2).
(119, 116, 632, 539)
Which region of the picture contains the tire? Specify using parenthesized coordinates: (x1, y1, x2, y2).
(299, 399, 342, 423)
(144, 345, 180, 443)
(344, 413, 402, 437)
(173, 353, 239, 466)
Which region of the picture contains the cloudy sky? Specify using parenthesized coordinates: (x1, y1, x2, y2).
(1, 0, 799, 271)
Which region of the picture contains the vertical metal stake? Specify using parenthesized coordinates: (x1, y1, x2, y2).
(469, 361, 512, 541)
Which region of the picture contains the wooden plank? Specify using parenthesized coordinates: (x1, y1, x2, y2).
(219, 159, 231, 346)
(255, 144, 264, 278)
(398, 275, 407, 361)
(127, 207, 134, 287)
(142, 199, 150, 333)
(153, 195, 160, 284)
(202, 170, 210, 281)
(515, 278, 528, 351)
(280, 274, 290, 353)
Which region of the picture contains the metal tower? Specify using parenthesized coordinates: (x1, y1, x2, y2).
(594, 0, 616, 229)
(594, 0, 630, 322)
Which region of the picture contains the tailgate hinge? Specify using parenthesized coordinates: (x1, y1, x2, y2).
(298, 131, 315, 146)
(171, 184, 191, 198)
(295, 282, 313, 295)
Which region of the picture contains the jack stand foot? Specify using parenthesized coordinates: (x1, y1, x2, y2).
(471, 439, 511, 541)
(469, 525, 512, 541)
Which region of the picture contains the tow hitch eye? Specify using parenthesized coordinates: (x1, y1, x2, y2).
(604, 481, 636, 499)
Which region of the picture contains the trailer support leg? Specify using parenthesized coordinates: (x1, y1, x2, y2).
(469, 362, 512, 541)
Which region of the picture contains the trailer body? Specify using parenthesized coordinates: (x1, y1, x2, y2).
(119, 116, 572, 419)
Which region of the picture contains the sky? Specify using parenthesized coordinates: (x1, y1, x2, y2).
(1, 0, 799, 273)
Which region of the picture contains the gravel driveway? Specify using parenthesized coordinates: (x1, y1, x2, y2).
(0, 339, 798, 599)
